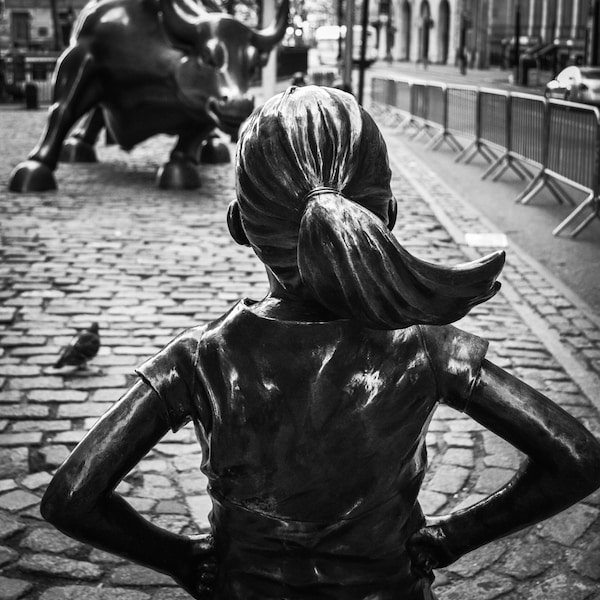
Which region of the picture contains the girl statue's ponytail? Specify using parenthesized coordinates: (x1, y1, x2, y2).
(298, 193, 505, 330)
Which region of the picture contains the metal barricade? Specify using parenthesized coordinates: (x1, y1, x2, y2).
(445, 85, 478, 154)
(371, 77, 388, 106)
(546, 101, 600, 236)
(483, 92, 543, 182)
(408, 81, 429, 138)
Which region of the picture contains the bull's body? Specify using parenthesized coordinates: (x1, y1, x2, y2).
(9, 0, 288, 191)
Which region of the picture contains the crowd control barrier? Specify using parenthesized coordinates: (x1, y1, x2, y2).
(371, 76, 600, 238)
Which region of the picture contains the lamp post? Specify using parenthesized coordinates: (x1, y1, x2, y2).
(357, 0, 370, 105)
(458, 10, 469, 75)
(337, 0, 343, 64)
(591, 0, 600, 66)
(514, 0, 521, 81)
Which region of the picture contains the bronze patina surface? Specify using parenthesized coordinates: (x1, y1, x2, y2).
(41, 87, 600, 599)
(8, 0, 288, 192)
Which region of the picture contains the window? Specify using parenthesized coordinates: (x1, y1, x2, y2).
(11, 11, 31, 46)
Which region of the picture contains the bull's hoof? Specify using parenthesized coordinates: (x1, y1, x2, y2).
(200, 137, 231, 164)
(60, 138, 98, 163)
(8, 160, 57, 192)
(156, 161, 201, 190)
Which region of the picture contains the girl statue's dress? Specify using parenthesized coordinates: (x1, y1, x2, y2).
(41, 86, 600, 600)
(137, 303, 486, 598)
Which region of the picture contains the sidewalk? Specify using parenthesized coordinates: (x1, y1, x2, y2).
(0, 104, 599, 599)
(367, 60, 548, 95)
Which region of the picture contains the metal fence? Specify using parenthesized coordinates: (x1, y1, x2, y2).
(371, 76, 600, 238)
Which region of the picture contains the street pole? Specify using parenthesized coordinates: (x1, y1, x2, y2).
(343, 0, 355, 92)
(357, 0, 369, 105)
(338, 0, 343, 64)
(50, 0, 62, 51)
(514, 0, 521, 82)
(261, 0, 277, 102)
(458, 12, 467, 75)
(591, 0, 600, 66)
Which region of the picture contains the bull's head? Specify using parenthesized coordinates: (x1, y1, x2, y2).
(161, 0, 289, 135)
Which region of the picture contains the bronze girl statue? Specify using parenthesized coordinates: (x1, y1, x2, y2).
(42, 86, 600, 599)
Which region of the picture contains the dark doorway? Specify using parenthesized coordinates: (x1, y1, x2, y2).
(438, 0, 450, 63)
(402, 1, 412, 61)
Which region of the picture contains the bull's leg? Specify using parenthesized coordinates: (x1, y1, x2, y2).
(156, 129, 212, 190)
(60, 107, 105, 163)
(8, 46, 100, 192)
(199, 131, 231, 165)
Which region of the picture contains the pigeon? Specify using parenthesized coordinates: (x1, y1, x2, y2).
(54, 322, 100, 370)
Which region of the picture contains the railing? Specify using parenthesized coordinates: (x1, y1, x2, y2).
(371, 76, 600, 238)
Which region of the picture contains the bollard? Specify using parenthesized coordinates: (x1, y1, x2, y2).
(25, 82, 38, 110)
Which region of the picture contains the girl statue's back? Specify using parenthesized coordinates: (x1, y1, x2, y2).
(41, 86, 600, 599)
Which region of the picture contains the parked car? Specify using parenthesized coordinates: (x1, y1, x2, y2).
(545, 66, 600, 105)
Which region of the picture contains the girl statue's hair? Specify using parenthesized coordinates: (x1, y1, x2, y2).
(235, 85, 505, 329)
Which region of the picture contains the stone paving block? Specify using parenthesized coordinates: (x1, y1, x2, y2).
(18, 553, 103, 580)
(38, 445, 71, 468)
(496, 536, 561, 580)
(12, 420, 71, 433)
(8, 376, 64, 390)
(154, 500, 188, 515)
(0, 489, 40, 512)
(63, 374, 128, 390)
(526, 573, 600, 599)
(20, 471, 53, 490)
(110, 564, 176, 586)
(437, 572, 515, 599)
(186, 494, 212, 531)
(0, 433, 43, 447)
(138, 459, 170, 473)
(50, 430, 88, 444)
(0, 336, 47, 347)
(28, 390, 88, 403)
(566, 546, 600, 580)
(148, 514, 192, 535)
(452, 493, 488, 512)
(0, 575, 32, 600)
(57, 403, 114, 418)
(441, 448, 475, 468)
(0, 511, 26, 539)
(0, 544, 19, 566)
(474, 467, 515, 494)
(124, 497, 157, 513)
(0, 391, 25, 404)
(137, 486, 178, 501)
(0, 480, 17, 493)
(537, 503, 599, 545)
(0, 366, 40, 377)
(445, 540, 507, 577)
(39, 586, 151, 600)
(20, 528, 87, 555)
(442, 433, 474, 448)
(427, 466, 471, 495)
(418, 490, 447, 515)
(89, 548, 129, 564)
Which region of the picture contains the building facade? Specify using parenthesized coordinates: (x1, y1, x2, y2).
(376, 0, 591, 68)
(0, 0, 86, 54)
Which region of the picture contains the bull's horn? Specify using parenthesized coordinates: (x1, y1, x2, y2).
(251, 0, 290, 52)
(160, 0, 208, 43)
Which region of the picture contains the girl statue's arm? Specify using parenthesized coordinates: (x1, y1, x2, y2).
(408, 359, 600, 574)
(40, 380, 215, 599)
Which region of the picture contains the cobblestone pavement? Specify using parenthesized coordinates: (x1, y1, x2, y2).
(0, 106, 599, 599)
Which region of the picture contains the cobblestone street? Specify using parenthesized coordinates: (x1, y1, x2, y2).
(0, 105, 599, 599)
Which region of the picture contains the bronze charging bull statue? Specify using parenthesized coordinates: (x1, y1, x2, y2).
(9, 0, 289, 191)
